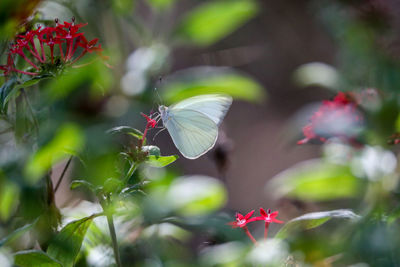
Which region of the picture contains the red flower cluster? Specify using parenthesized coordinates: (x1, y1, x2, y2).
(298, 92, 363, 145)
(228, 208, 283, 244)
(0, 17, 102, 77)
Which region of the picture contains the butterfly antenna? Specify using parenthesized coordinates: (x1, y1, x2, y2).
(154, 76, 164, 106)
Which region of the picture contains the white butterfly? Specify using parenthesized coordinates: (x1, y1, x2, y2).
(157, 94, 232, 159)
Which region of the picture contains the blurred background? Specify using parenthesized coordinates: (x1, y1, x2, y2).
(2, 0, 400, 266)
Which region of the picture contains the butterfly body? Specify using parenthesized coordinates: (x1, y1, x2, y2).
(158, 94, 232, 159)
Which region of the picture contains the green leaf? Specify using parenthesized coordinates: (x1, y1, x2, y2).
(2, 74, 53, 111)
(275, 209, 360, 239)
(0, 219, 38, 248)
(14, 250, 62, 267)
(167, 175, 227, 216)
(47, 216, 94, 267)
(25, 123, 85, 184)
(18, 74, 53, 88)
(0, 76, 17, 112)
(107, 126, 144, 140)
(147, 155, 178, 168)
(162, 67, 265, 103)
(70, 180, 98, 193)
(267, 159, 363, 201)
(44, 58, 112, 101)
(0, 178, 19, 221)
(175, 0, 258, 46)
(103, 177, 124, 194)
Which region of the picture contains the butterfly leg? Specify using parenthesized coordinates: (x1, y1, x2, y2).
(153, 127, 166, 141)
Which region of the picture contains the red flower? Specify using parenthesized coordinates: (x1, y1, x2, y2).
(228, 210, 257, 229)
(141, 112, 157, 129)
(228, 210, 258, 244)
(140, 112, 158, 147)
(254, 208, 283, 240)
(298, 92, 363, 145)
(255, 208, 283, 224)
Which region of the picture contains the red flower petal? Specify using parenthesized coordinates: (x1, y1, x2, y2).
(244, 210, 255, 220)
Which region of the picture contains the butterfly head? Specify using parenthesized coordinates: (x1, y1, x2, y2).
(158, 105, 167, 113)
(158, 105, 169, 122)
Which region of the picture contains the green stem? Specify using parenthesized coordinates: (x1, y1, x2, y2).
(102, 197, 122, 267)
(124, 162, 137, 184)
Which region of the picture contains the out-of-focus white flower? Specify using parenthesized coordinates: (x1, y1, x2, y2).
(351, 146, 397, 181)
(246, 239, 289, 266)
(121, 44, 169, 96)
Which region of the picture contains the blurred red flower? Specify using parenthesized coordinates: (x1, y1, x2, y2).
(298, 92, 363, 145)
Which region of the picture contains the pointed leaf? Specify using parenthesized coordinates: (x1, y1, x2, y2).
(0, 219, 38, 248)
(14, 250, 62, 267)
(107, 126, 144, 140)
(0, 76, 17, 112)
(70, 180, 97, 192)
(47, 216, 94, 267)
(147, 155, 178, 168)
(275, 209, 360, 239)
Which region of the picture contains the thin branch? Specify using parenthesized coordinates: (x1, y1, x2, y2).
(54, 156, 73, 193)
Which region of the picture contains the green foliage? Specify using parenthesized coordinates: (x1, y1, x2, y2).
(146, 155, 178, 167)
(44, 58, 112, 101)
(0, 220, 37, 248)
(268, 159, 363, 201)
(175, 0, 258, 46)
(0, 76, 18, 113)
(0, 177, 19, 221)
(276, 209, 360, 239)
(162, 67, 265, 103)
(47, 216, 95, 267)
(14, 250, 62, 267)
(166, 175, 227, 216)
(70, 180, 98, 193)
(107, 126, 144, 140)
(25, 123, 84, 183)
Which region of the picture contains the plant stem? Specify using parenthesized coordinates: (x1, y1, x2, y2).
(54, 156, 73, 193)
(264, 222, 270, 240)
(103, 198, 122, 267)
(243, 226, 257, 245)
(124, 162, 137, 184)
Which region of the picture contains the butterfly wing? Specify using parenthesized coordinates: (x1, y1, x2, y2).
(171, 94, 232, 125)
(164, 109, 218, 159)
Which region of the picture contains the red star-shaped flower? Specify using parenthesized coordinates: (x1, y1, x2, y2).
(228, 210, 257, 228)
(255, 208, 283, 240)
(139, 112, 158, 147)
(255, 208, 283, 224)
